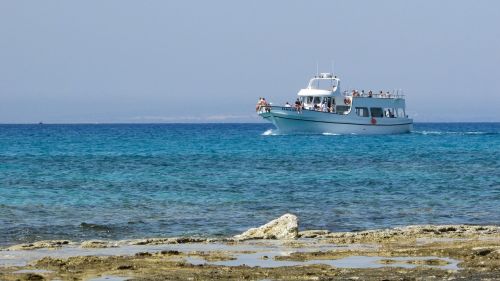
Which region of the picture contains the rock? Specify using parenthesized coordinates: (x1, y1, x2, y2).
(321, 224, 500, 243)
(7, 240, 70, 251)
(159, 250, 180, 255)
(298, 230, 330, 238)
(234, 214, 299, 240)
(23, 273, 45, 281)
(472, 247, 493, 256)
(80, 240, 115, 248)
(116, 264, 135, 270)
(129, 237, 207, 245)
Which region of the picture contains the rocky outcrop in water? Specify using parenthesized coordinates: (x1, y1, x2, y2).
(6, 240, 70, 251)
(317, 224, 500, 243)
(129, 237, 208, 245)
(80, 240, 116, 248)
(234, 214, 299, 240)
(298, 230, 330, 238)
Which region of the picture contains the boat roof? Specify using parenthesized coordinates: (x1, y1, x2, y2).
(307, 73, 339, 86)
(297, 73, 339, 96)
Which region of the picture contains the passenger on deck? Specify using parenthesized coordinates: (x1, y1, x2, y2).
(262, 98, 270, 112)
(379, 90, 384, 97)
(295, 98, 302, 113)
(320, 102, 327, 112)
(256, 97, 263, 112)
(368, 90, 373, 98)
(284, 102, 291, 107)
(361, 90, 365, 97)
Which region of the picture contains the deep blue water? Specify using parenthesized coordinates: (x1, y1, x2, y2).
(0, 123, 499, 246)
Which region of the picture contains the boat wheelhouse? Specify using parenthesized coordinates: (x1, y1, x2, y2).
(257, 73, 413, 134)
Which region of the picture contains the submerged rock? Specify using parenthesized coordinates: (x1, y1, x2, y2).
(234, 214, 299, 240)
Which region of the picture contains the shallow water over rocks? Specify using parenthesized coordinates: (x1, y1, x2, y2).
(0, 238, 459, 270)
(187, 254, 459, 270)
(0, 239, 368, 267)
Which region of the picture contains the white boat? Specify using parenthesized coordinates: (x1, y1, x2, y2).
(257, 73, 413, 134)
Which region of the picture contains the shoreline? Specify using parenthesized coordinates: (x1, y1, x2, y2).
(1, 221, 499, 280)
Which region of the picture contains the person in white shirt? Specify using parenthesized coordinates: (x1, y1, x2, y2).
(320, 102, 326, 112)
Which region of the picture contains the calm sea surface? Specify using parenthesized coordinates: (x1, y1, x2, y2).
(0, 123, 499, 246)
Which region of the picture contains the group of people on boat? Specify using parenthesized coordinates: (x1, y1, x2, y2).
(284, 99, 305, 113)
(351, 90, 393, 98)
(255, 97, 270, 112)
(283, 99, 335, 113)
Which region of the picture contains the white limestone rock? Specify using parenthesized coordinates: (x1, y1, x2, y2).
(234, 214, 299, 240)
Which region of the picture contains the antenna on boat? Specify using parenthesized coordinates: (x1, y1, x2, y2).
(331, 60, 335, 88)
(316, 61, 319, 88)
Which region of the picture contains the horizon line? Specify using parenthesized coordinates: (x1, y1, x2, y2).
(1, 121, 500, 125)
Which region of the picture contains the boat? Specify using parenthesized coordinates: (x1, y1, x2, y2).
(257, 73, 413, 134)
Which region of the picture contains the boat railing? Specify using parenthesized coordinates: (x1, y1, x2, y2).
(258, 105, 347, 115)
(343, 89, 405, 99)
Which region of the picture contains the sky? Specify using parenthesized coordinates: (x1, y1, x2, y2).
(1, 0, 499, 123)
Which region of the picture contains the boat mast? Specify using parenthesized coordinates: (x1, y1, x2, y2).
(316, 61, 319, 88)
(331, 60, 335, 88)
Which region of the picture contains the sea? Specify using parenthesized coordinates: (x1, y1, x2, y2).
(0, 123, 499, 246)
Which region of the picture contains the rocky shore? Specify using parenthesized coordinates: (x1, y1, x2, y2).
(1, 214, 499, 280)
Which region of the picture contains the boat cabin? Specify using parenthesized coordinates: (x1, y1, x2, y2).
(296, 73, 407, 118)
(297, 73, 339, 112)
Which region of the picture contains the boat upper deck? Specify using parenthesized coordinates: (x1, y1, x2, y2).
(299, 73, 406, 100)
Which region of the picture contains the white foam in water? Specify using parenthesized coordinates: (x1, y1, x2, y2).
(262, 129, 280, 136)
(414, 131, 489, 135)
(321, 132, 341, 136)
(463, 131, 488, 135)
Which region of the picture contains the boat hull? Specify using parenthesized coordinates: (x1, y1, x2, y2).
(260, 108, 412, 135)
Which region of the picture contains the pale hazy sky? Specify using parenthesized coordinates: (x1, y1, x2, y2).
(1, 0, 499, 123)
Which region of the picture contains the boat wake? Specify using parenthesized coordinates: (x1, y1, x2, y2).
(261, 129, 281, 136)
(412, 131, 495, 136)
(322, 132, 341, 136)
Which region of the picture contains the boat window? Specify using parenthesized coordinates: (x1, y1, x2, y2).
(370, 107, 384, 118)
(312, 79, 337, 90)
(384, 108, 396, 118)
(326, 97, 332, 108)
(396, 108, 406, 118)
(313, 97, 321, 104)
(355, 107, 369, 117)
(306, 96, 313, 104)
(336, 105, 350, 114)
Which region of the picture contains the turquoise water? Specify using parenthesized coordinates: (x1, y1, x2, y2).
(0, 123, 499, 246)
